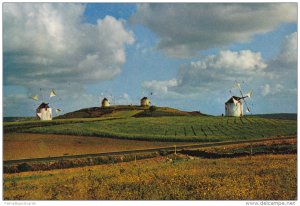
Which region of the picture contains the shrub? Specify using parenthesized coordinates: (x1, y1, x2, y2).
(149, 106, 157, 113)
(17, 163, 32, 172)
(159, 150, 169, 156)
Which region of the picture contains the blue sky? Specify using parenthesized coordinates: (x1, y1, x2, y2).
(3, 3, 298, 116)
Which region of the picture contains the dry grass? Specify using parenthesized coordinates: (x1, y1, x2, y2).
(201, 138, 297, 153)
(4, 133, 191, 160)
(3, 154, 296, 200)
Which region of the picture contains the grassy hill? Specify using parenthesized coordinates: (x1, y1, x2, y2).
(4, 106, 297, 142)
(54, 105, 206, 119)
(3, 117, 38, 122)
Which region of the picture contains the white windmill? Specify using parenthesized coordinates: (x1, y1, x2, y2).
(225, 81, 253, 117)
(31, 89, 61, 120)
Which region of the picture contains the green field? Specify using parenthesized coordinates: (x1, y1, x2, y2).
(3, 117, 117, 133)
(23, 116, 297, 142)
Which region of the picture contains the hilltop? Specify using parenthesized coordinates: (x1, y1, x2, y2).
(54, 105, 207, 119)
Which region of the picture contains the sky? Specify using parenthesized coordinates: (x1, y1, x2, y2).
(3, 3, 298, 117)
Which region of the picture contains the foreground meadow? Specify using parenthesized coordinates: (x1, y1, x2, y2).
(4, 154, 296, 200)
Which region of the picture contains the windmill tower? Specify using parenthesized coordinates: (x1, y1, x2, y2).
(225, 82, 253, 117)
(140, 97, 151, 107)
(36, 103, 52, 120)
(101, 98, 110, 107)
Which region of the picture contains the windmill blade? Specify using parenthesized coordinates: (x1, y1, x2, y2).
(32, 95, 38, 101)
(237, 84, 251, 115)
(50, 89, 56, 98)
(245, 90, 253, 99)
(241, 96, 251, 114)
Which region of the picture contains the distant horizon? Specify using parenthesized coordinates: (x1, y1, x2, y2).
(3, 103, 298, 118)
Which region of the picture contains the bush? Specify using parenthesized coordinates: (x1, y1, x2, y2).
(149, 106, 157, 113)
(159, 150, 169, 156)
(17, 163, 32, 172)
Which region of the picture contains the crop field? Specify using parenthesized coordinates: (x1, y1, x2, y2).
(3, 153, 296, 200)
(23, 116, 297, 142)
(4, 133, 190, 161)
(3, 116, 119, 133)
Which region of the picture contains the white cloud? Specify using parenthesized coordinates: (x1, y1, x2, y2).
(142, 50, 268, 99)
(278, 32, 297, 65)
(3, 3, 134, 88)
(265, 32, 297, 89)
(175, 50, 267, 94)
(142, 79, 178, 96)
(261, 83, 284, 96)
(112, 93, 133, 105)
(261, 84, 271, 96)
(192, 50, 267, 71)
(257, 32, 297, 100)
(132, 3, 297, 57)
(142, 31, 297, 114)
(142, 50, 269, 100)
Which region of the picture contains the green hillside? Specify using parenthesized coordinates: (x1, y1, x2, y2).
(3, 106, 205, 133)
(3, 117, 38, 122)
(24, 116, 296, 142)
(4, 106, 297, 142)
(54, 105, 205, 119)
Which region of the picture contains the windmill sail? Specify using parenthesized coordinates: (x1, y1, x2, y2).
(32, 95, 38, 101)
(229, 81, 253, 115)
(245, 90, 253, 98)
(238, 85, 251, 114)
(50, 89, 56, 98)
